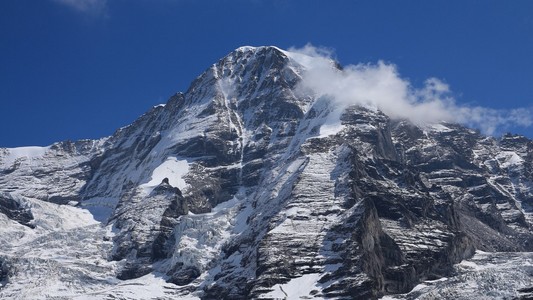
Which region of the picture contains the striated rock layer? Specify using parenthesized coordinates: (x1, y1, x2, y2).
(1, 46, 532, 299)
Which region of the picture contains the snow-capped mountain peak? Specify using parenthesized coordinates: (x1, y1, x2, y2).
(1, 46, 533, 299)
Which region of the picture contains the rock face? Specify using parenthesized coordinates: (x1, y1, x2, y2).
(111, 178, 188, 280)
(0, 192, 34, 228)
(0, 46, 532, 299)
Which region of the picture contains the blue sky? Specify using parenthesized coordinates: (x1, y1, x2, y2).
(1, 0, 532, 147)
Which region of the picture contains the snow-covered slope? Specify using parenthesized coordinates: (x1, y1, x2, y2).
(1, 46, 533, 299)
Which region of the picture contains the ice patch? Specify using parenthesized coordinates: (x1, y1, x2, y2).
(81, 197, 119, 223)
(263, 273, 322, 299)
(170, 197, 239, 271)
(319, 123, 346, 137)
(496, 151, 523, 169)
(139, 157, 189, 194)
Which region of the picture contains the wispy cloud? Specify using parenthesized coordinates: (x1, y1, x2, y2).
(289, 44, 533, 136)
(52, 0, 108, 16)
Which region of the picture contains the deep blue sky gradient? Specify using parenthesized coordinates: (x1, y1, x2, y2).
(1, 0, 533, 146)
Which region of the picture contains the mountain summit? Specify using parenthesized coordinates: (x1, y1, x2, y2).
(1, 46, 533, 299)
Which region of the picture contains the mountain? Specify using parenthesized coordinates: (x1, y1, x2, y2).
(1, 46, 533, 299)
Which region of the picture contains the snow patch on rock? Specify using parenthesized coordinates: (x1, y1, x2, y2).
(140, 157, 190, 194)
(262, 273, 322, 299)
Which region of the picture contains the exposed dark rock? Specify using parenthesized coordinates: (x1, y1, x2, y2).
(116, 259, 153, 280)
(516, 287, 533, 300)
(166, 264, 200, 286)
(0, 257, 11, 287)
(111, 179, 188, 279)
(0, 193, 34, 228)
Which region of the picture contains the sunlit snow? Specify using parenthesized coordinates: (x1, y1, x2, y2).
(262, 273, 322, 299)
(1, 146, 50, 165)
(139, 157, 189, 194)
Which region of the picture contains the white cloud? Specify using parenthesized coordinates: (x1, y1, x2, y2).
(289, 44, 533, 136)
(288, 44, 335, 60)
(53, 0, 108, 16)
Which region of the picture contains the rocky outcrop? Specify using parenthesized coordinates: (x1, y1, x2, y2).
(0, 192, 34, 228)
(0, 140, 105, 205)
(111, 179, 188, 279)
(516, 287, 533, 300)
(0, 257, 11, 287)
